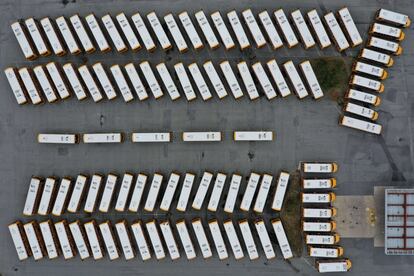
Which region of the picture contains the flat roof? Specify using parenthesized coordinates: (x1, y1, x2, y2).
(385, 189, 414, 255)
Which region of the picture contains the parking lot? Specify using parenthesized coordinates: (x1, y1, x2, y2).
(0, 0, 413, 275)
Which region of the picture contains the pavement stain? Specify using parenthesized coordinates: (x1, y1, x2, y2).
(100, 114, 105, 127)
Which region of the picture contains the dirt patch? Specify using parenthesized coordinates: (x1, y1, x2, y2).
(280, 170, 303, 257)
(310, 57, 354, 105)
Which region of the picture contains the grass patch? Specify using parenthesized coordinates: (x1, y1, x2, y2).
(280, 170, 303, 257)
(310, 57, 353, 104)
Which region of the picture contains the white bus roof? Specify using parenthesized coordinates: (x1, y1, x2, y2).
(147, 12, 171, 50)
(211, 11, 235, 50)
(24, 222, 44, 260)
(56, 16, 81, 54)
(46, 62, 70, 99)
(192, 172, 213, 210)
(240, 172, 260, 211)
(303, 208, 334, 218)
(220, 61, 243, 99)
(140, 61, 164, 99)
(207, 173, 227, 211)
(11, 21, 36, 60)
(188, 63, 212, 100)
(78, 65, 103, 102)
(271, 171, 290, 211)
(165, 13, 188, 53)
(124, 63, 149, 101)
(307, 10, 331, 49)
(84, 221, 103, 260)
(131, 12, 156, 51)
(344, 102, 377, 120)
(128, 174, 148, 212)
(252, 62, 277, 100)
(346, 88, 380, 106)
(272, 220, 293, 259)
(360, 48, 392, 66)
(239, 220, 259, 260)
(156, 63, 180, 101)
(203, 61, 228, 99)
(83, 133, 122, 143)
(160, 220, 180, 260)
(224, 174, 242, 213)
(4, 67, 28, 105)
(99, 221, 120, 260)
(115, 221, 135, 260)
(234, 131, 273, 141)
(131, 221, 151, 261)
(237, 61, 259, 100)
(144, 173, 163, 212)
(116, 12, 141, 51)
(340, 115, 382, 135)
(183, 131, 222, 142)
(70, 14, 95, 53)
(291, 10, 315, 49)
(338, 7, 363, 46)
(85, 14, 111, 52)
(93, 62, 117, 100)
(37, 177, 57, 215)
(67, 175, 87, 213)
(146, 220, 166, 260)
(23, 177, 42, 216)
(258, 11, 283, 50)
(300, 61, 324, 99)
(317, 260, 350, 272)
(306, 234, 336, 245)
(324, 12, 349, 51)
(111, 64, 134, 102)
(302, 178, 334, 189)
(37, 134, 77, 144)
(52, 178, 72, 216)
(179, 11, 203, 50)
(8, 222, 29, 260)
(377, 9, 410, 27)
(102, 14, 127, 52)
(160, 173, 181, 211)
(69, 221, 90, 260)
(274, 9, 298, 47)
(25, 18, 49, 56)
(176, 221, 196, 260)
(39, 221, 58, 259)
(84, 174, 103, 213)
(302, 193, 333, 203)
(303, 221, 333, 232)
(192, 219, 212, 258)
(177, 173, 195, 212)
(255, 220, 276, 259)
(242, 9, 266, 48)
(175, 62, 196, 101)
(115, 173, 134, 212)
(223, 220, 244, 260)
(62, 63, 87, 100)
(98, 174, 118, 213)
(209, 220, 228, 260)
(33, 65, 58, 103)
(266, 59, 291, 97)
(254, 174, 273, 213)
(283, 61, 308, 99)
(195, 10, 219, 49)
(354, 61, 385, 78)
(55, 221, 74, 259)
(368, 36, 400, 53)
(227, 10, 250, 50)
(19, 67, 42, 104)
